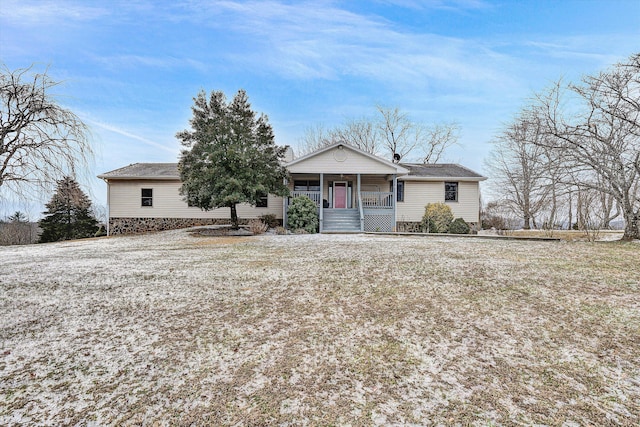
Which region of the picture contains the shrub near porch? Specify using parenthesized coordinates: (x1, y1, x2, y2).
(287, 195, 319, 233)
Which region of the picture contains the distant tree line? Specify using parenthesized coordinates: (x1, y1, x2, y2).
(485, 53, 639, 240)
(0, 211, 39, 245)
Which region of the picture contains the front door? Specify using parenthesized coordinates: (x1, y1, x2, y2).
(334, 182, 347, 208)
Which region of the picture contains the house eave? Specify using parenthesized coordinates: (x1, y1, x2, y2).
(401, 176, 487, 182)
(97, 175, 180, 181)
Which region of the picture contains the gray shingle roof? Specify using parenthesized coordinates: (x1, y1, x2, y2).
(98, 162, 485, 180)
(98, 163, 179, 180)
(400, 163, 486, 180)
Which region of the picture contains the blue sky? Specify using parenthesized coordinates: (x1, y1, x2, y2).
(1, 0, 639, 217)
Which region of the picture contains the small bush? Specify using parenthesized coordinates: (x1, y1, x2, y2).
(274, 226, 287, 235)
(422, 202, 454, 233)
(287, 196, 318, 233)
(482, 214, 507, 230)
(449, 218, 470, 234)
(294, 228, 308, 234)
(481, 201, 510, 230)
(248, 219, 268, 235)
(259, 213, 279, 229)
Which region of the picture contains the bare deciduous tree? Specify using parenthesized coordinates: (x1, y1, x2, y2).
(333, 118, 380, 155)
(376, 105, 419, 162)
(421, 122, 460, 164)
(298, 124, 335, 155)
(1, 64, 92, 200)
(298, 106, 459, 164)
(299, 119, 381, 156)
(535, 54, 640, 240)
(485, 112, 552, 229)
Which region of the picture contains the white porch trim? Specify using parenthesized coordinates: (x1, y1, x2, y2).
(319, 172, 324, 232)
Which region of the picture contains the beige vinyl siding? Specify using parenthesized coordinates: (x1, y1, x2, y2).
(288, 146, 398, 174)
(396, 181, 441, 223)
(108, 179, 283, 219)
(396, 180, 480, 223)
(449, 181, 481, 223)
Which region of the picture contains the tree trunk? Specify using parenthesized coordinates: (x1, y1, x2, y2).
(622, 211, 640, 241)
(567, 192, 573, 230)
(576, 191, 583, 230)
(523, 213, 531, 230)
(230, 203, 239, 229)
(550, 182, 559, 229)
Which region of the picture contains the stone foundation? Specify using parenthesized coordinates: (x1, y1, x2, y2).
(109, 217, 474, 235)
(109, 217, 253, 235)
(395, 221, 479, 234)
(396, 221, 423, 233)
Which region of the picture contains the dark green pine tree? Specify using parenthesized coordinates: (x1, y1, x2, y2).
(177, 89, 289, 229)
(38, 176, 99, 243)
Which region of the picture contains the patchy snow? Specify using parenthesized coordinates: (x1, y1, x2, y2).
(1, 229, 639, 425)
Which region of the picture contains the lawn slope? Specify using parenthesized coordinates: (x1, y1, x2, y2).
(1, 231, 638, 425)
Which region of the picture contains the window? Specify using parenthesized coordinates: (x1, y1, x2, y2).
(396, 181, 405, 202)
(256, 192, 268, 208)
(445, 182, 458, 202)
(141, 188, 153, 207)
(390, 181, 404, 202)
(294, 180, 320, 191)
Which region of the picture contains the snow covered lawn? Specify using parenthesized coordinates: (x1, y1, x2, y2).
(1, 230, 639, 425)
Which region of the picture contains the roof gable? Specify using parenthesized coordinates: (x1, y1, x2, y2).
(286, 143, 408, 175)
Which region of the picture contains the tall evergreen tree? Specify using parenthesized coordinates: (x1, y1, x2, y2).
(38, 176, 99, 243)
(177, 89, 289, 229)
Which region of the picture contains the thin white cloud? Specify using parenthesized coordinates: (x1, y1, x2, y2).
(374, 0, 492, 11)
(86, 119, 177, 154)
(88, 54, 208, 72)
(179, 0, 509, 87)
(0, 0, 109, 23)
(524, 36, 636, 67)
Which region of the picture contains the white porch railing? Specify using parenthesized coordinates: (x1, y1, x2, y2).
(290, 191, 322, 206)
(360, 191, 393, 209)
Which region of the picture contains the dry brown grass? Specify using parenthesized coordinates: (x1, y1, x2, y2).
(489, 229, 624, 242)
(1, 230, 638, 425)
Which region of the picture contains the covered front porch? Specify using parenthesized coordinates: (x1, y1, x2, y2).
(284, 173, 399, 232)
(282, 143, 409, 233)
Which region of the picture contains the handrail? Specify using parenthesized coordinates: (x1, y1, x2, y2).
(358, 192, 364, 232)
(360, 191, 393, 209)
(290, 191, 321, 206)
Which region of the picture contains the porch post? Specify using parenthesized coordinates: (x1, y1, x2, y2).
(106, 181, 110, 236)
(357, 173, 363, 231)
(283, 177, 288, 228)
(319, 173, 324, 233)
(392, 174, 397, 232)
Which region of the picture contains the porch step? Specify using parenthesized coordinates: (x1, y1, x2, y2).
(322, 209, 361, 232)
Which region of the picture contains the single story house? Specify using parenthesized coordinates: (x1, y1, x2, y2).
(98, 142, 486, 235)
